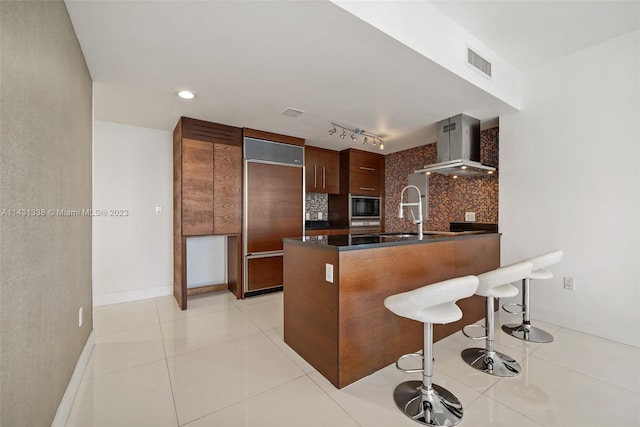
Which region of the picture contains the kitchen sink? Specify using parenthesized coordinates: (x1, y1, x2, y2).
(378, 232, 419, 238)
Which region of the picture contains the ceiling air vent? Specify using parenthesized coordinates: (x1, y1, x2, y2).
(181, 117, 241, 144)
(281, 107, 305, 118)
(467, 48, 492, 78)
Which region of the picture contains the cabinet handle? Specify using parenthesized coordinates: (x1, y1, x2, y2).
(322, 167, 326, 188)
(359, 187, 375, 191)
(314, 165, 317, 188)
(359, 166, 376, 171)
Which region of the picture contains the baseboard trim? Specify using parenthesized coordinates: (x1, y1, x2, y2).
(51, 330, 95, 427)
(93, 285, 172, 306)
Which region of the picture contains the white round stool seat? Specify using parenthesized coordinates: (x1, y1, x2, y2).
(527, 250, 564, 273)
(384, 275, 479, 324)
(529, 269, 553, 280)
(476, 261, 533, 298)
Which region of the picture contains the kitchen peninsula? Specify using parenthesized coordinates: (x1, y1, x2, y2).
(283, 232, 499, 388)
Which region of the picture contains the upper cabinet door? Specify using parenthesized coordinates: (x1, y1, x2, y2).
(305, 146, 340, 194)
(319, 149, 340, 194)
(181, 139, 214, 236)
(348, 150, 383, 175)
(304, 147, 319, 193)
(213, 143, 242, 234)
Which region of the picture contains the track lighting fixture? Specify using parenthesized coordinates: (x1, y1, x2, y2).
(328, 122, 385, 150)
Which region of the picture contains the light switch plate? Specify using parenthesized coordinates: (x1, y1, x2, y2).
(155, 206, 162, 216)
(465, 211, 476, 222)
(325, 263, 334, 283)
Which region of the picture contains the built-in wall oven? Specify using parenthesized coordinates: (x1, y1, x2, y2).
(349, 195, 381, 234)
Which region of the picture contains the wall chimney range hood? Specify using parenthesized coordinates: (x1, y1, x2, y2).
(415, 114, 496, 177)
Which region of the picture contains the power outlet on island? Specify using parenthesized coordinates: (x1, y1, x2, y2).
(325, 263, 334, 283)
(465, 211, 476, 222)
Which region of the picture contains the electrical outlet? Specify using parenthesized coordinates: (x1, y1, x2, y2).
(78, 306, 83, 327)
(318, 212, 323, 220)
(325, 263, 334, 283)
(465, 211, 476, 222)
(563, 277, 575, 290)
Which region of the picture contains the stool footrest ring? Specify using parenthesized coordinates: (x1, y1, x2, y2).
(462, 324, 487, 341)
(395, 352, 424, 373)
(502, 303, 524, 315)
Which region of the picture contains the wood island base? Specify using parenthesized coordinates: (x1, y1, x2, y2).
(283, 234, 500, 389)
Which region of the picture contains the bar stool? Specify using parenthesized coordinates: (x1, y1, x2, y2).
(461, 261, 532, 377)
(502, 250, 564, 343)
(384, 275, 479, 426)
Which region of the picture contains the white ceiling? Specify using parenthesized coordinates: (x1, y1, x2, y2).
(65, 0, 640, 154)
(431, 0, 640, 71)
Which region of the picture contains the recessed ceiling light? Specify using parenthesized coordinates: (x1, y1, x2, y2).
(177, 90, 196, 100)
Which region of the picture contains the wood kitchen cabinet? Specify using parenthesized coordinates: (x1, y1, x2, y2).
(305, 146, 339, 194)
(340, 148, 384, 196)
(174, 117, 243, 309)
(328, 148, 386, 228)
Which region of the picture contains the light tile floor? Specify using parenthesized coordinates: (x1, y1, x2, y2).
(68, 291, 640, 427)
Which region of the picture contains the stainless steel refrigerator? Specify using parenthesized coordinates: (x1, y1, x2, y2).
(243, 137, 304, 296)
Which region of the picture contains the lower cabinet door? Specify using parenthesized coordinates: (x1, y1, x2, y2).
(246, 255, 283, 292)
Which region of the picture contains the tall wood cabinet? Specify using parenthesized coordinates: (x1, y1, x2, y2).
(174, 117, 243, 310)
(305, 146, 339, 194)
(328, 148, 385, 228)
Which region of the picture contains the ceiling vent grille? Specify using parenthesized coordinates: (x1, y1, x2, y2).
(467, 48, 492, 78)
(181, 117, 241, 145)
(281, 107, 305, 118)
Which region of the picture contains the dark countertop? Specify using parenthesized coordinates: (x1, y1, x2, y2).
(284, 231, 499, 251)
(304, 220, 348, 230)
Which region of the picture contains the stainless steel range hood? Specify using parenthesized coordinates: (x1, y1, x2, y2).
(415, 114, 496, 177)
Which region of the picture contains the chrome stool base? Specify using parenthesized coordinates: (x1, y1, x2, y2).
(461, 348, 521, 377)
(502, 323, 554, 343)
(393, 381, 463, 426)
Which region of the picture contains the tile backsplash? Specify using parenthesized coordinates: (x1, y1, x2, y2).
(305, 192, 328, 220)
(385, 127, 499, 232)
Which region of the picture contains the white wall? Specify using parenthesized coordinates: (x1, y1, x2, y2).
(499, 31, 640, 347)
(186, 235, 226, 288)
(93, 120, 173, 305)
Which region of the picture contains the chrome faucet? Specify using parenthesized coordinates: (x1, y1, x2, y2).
(398, 185, 423, 239)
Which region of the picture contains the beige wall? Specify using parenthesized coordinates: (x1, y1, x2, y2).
(0, 2, 93, 425)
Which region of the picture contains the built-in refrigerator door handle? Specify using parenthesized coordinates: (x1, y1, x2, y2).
(246, 250, 284, 259)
